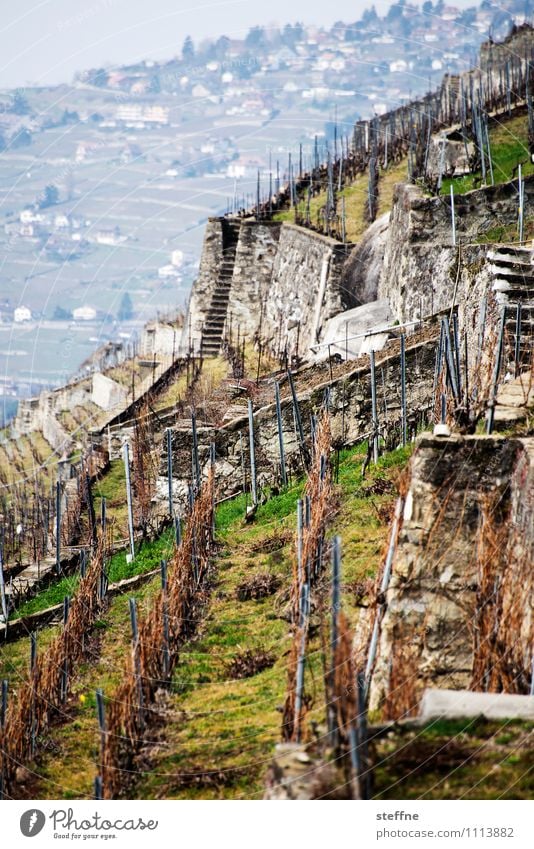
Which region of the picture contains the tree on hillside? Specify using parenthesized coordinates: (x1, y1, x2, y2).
(149, 74, 161, 94)
(11, 90, 30, 115)
(387, 0, 405, 23)
(182, 36, 195, 62)
(39, 184, 59, 209)
(52, 305, 71, 320)
(361, 6, 379, 26)
(118, 292, 133, 321)
(60, 109, 79, 125)
(282, 23, 304, 49)
(459, 7, 476, 26)
(11, 128, 32, 148)
(89, 68, 108, 87)
(245, 27, 266, 49)
(214, 36, 230, 60)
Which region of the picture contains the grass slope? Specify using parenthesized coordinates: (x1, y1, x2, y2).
(274, 158, 408, 243)
(441, 113, 533, 197)
(374, 718, 534, 800)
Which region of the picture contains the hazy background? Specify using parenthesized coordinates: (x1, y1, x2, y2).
(2, 0, 478, 88)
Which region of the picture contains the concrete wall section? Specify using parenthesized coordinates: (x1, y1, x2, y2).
(42, 413, 71, 454)
(379, 178, 534, 326)
(12, 379, 92, 439)
(141, 321, 181, 358)
(380, 241, 492, 324)
(339, 213, 389, 306)
(377, 182, 507, 389)
(92, 373, 128, 412)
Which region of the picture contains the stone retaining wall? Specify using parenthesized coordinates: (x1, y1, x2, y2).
(369, 434, 534, 716)
(160, 338, 438, 509)
(226, 221, 281, 340)
(262, 223, 354, 360)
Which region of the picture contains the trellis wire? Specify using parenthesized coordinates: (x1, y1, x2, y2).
(98, 470, 215, 798)
(514, 303, 522, 376)
(122, 442, 135, 562)
(364, 497, 404, 702)
(0, 541, 108, 798)
(275, 381, 287, 487)
(486, 307, 507, 434)
(293, 583, 309, 744)
(55, 480, 61, 575)
(287, 369, 310, 470)
(0, 680, 7, 729)
(191, 411, 201, 492)
(166, 428, 174, 518)
(0, 547, 8, 625)
(370, 351, 379, 464)
(247, 400, 258, 507)
(450, 185, 456, 247)
(328, 535, 342, 743)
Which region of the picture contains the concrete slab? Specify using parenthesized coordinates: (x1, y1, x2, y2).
(92, 372, 128, 411)
(317, 299, 392, 361)
(419, 689, 534, 722)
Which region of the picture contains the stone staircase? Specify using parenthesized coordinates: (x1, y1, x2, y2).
(201, 219, 241, 357)
(493, 370, 534, 429)
(488, 245, 534, 373)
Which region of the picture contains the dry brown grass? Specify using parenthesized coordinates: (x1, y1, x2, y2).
(282, 412, 334, 743)
(100, 470, 215, 799)
(0, 542, 107, 797)
(471, 494, 534, 694)
(382, 635, 424, 722)
(131, 398, 159, 536)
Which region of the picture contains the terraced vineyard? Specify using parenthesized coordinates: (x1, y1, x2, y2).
(0, 442, 407, 799)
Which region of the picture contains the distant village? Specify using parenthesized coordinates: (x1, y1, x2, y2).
(74, 0, 525, 132)
(1, 2, 529, 177)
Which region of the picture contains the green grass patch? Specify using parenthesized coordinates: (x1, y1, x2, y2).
(12, 574, 80, 619)
(274, 156, 408, 243)
(93, 458, 126, 504)
(374, 718, 534, 800)
(107, 525, 176, 583)
(441, 113, 533, 198)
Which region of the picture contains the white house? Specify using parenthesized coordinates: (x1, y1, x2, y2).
(20, 209, 43, 225)
(158, 264, 179, 279)
(192, 84, 211, 99)
(14, 306, 32, 323)
(226, 163, 247, 179)
(171, 249, 184, 267)
(140, 320, 180, 358)
(96, 228, 120, 246)
(144, 106, 169, 125)
(73, 305, 97, 321)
